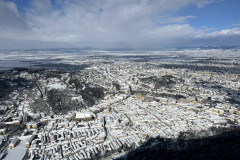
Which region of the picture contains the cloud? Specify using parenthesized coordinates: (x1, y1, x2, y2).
(154, 15, 196, 25)
(201, 28, 240, 38)
(29, 0, 52, 14)
(194, 28, 240, 42)
(0, 0, 27, 30)
(0, 0, 239, 49)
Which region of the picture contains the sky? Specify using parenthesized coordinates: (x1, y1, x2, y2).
(0, 0, 240, 50)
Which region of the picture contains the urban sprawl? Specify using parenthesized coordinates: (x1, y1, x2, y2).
(0, 49, 240, 159)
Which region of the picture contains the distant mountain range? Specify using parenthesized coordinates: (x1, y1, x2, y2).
(1, 45, 240, 52)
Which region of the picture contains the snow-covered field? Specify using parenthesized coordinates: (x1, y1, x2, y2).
(0, 49, 239, 70)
